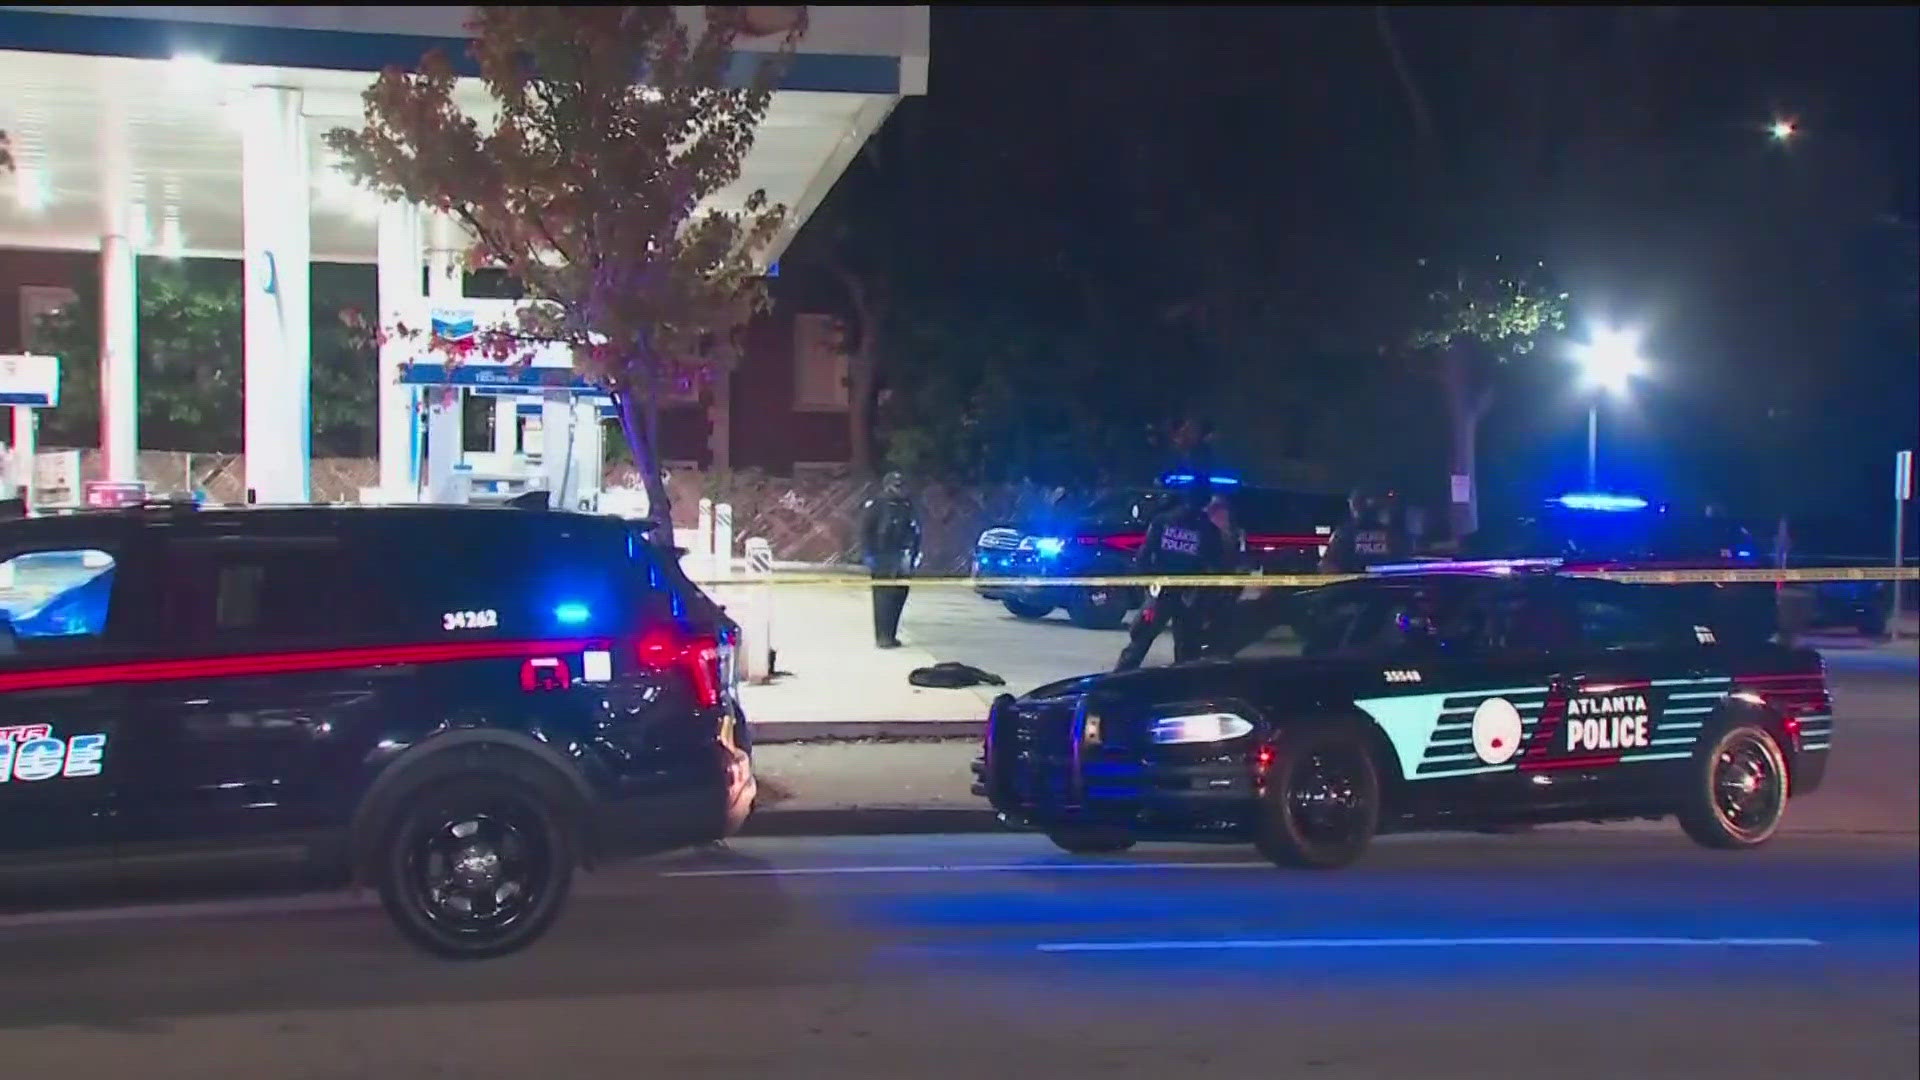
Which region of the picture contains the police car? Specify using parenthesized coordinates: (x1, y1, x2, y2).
(972, 476, 1344, 629)
(972, 562, 1831, 867)
(0, 498, 752, 957)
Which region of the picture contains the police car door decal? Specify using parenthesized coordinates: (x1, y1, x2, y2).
(1533, 676, 1732, 768)
(1355, 686, 1552, 781)
(1355, 674, 1731, 781)
(0, 724, 109, 782)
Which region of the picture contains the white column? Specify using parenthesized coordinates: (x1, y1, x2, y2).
(493, 397, 518, 456)
(9, 407, 36, 508)
(241, 85, 311, 504)
(569, 400, 602, 508)
(99, 230, 138, 483)
(540, 393, 572, 507)
(376, 198, 422, 498)
(423, 236, 463, 501)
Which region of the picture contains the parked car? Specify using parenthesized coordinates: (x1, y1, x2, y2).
(0, 499, 752, 958)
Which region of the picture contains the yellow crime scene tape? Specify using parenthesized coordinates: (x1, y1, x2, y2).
(692, 566, 1920, 589)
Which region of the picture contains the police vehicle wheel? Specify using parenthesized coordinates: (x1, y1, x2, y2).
(376, 772, 577, 959)
(1255, 726, 1380, 870)
(1003, 599, 1055, 620)
(1066, 588, 1127, 630)
(1679, 724, 1790, 850)
(1045, 828, 1137, 855)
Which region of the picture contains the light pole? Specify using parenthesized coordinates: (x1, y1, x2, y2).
(1569, 325, 1648, 490)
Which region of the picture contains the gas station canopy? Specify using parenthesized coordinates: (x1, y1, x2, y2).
(0, 5, 929, 263)
(0, 5, 927, 508)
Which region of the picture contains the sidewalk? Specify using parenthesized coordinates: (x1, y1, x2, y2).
(717, 580, 998, 737)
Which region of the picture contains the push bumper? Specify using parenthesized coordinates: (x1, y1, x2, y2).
(972, 698, 1260, 840)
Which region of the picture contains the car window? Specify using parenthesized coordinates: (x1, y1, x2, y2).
(165, 538, 348, 646)
(1561, 582, 1690, 651)
(0, 548, 117, 643)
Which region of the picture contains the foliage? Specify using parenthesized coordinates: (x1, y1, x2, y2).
(32, 259, 375, 455)
(1403, 255, 1569, 362)
(0, 129, 12, 174)
(324, 5, 804, 520)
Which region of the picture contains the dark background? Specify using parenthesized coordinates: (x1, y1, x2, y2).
(790, 5, 1918, 550)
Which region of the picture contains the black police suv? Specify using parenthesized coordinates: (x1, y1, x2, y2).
(973, 565, 1832, 868)
(0, 500, 753, 957)
(1464, 495, 1778, 643)
(973, 480, 1345, 630)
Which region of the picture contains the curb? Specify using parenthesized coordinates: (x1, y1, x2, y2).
(742, 807, 1007, 836)
(750, 720, 985, 744)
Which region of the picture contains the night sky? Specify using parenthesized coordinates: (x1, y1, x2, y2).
(804, 6, 1918, 544)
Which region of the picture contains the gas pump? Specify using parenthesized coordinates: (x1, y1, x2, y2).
(387, 300, 615, 510)
(0, 354, 60, 511)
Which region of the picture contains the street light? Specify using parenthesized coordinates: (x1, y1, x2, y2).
(1569, 325, 1649, 489)
(1768, 118, 1798, 143)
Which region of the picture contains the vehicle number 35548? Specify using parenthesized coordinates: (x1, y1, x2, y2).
(443, 609, 499, 631)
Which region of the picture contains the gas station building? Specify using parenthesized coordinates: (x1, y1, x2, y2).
(0, 5, 928, 507)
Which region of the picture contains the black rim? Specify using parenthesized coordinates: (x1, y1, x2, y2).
(1711, 731, 1783, 840)
(1285, 744, 1370, 845)
(403, 794, 553, 939)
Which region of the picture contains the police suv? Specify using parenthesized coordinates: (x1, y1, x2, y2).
(0, 498, 752, 957)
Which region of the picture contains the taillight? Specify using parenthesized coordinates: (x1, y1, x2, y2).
(632, 626, 724, 708)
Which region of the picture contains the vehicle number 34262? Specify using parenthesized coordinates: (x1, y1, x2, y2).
(443, 609, 499, 631)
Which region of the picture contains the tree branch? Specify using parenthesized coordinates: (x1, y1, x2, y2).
(1373, 7, 1436, 147)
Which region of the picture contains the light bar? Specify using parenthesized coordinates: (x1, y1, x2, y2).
(1555, 492, 1649, 512)
(1159, 473, 1242, 488)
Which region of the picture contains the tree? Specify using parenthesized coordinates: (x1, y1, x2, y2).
(325, 5, 804, 525)
(1394, 255, 1568, 538)
(32, 259, 376, 455)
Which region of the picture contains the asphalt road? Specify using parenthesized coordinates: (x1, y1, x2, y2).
(0, 831, 1912, 1078)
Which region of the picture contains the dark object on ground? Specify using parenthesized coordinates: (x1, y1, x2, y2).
(910, 662, 1007, 689)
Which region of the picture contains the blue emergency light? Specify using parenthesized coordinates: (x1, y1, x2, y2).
(1159, 472, 1241, 489)
(554, 602, 592, 625)
(1554, 492, 1649, 512)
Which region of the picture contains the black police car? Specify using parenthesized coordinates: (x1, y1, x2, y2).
(0, 499, 752, 957)
(972, 478, 1344, 629)
(973, 564, 1831, 867)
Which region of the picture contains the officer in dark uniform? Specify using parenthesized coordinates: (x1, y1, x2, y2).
(860, 472, 923, 649)
(1115, 480, 1231, 671)
(1320, 487, 1411, 573)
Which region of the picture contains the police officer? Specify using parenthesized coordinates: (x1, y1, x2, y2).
(1115, 480, 1231, 671)
(1320, 487, 1410, 573)
(860, 472, 923, 649)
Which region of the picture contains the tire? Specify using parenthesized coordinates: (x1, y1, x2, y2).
(375, 770, 577, 959)
(1066, 587, 1128, 630)
(1679, 723, 1790, 850)
(1003, 599, 1055, 620)
(1255, 724, 1380, 870)
(1046, 828, 1137, 855)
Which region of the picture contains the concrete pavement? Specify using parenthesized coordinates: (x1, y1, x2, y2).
(0, 832, 1911, 1078)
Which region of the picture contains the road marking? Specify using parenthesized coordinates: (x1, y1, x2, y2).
(661, 861, 1274, 878)
(1035, 936, 1824, 953)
